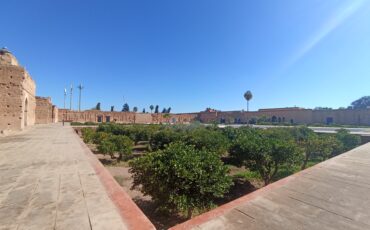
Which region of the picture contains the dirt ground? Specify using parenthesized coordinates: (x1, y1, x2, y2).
(96, 154, 186, 229)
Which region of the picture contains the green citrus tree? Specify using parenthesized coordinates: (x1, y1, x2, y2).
(112, 135, 134, 162)
(129, 142, 233, 219)
(230, 130, 302, 185)
(97, 138, 116, 159)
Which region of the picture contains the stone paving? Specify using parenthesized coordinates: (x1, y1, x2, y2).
(172, 143, 370, 230)
(0, 124, 128, 230)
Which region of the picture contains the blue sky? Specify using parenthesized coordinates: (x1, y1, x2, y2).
(1, 0, 370, 113)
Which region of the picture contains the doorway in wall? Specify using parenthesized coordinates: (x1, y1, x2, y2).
(326, 117, 334, 125)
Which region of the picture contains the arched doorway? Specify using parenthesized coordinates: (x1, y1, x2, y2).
(24, 98, 28, 127)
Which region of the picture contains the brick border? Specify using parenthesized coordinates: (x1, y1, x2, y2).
(169, 152, 349, 230)
(73, 128, 156, 230)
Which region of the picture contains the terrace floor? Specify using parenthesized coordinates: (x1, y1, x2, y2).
(0, 123, 153, 230)
(171, 142, 370, 230)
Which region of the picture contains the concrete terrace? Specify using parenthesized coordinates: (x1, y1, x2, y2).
(0, 124, 154, 230)
(171, 143, 370, 230)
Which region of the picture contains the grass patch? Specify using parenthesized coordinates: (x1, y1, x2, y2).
(233, 169, 261, 181)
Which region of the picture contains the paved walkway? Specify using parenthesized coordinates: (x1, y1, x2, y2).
(0, 124, 150, 230)
(172, 143, 370, 230)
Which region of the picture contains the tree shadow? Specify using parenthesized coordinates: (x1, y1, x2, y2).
(216, 178, 258, 205)
(132, 198, 187, 230)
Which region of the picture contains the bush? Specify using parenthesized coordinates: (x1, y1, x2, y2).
(97, 137, 116, 159)
(111, 135, 134, 161)
(96, 124, 160, 144)
(81, 128, 95, 143)
(93, 132, 110, 145)
(149, 129, 182, 151)
(336, 129, 361, 152)
(230, 130, 302, 185)
(183, 128, 229, 155)
(129, 142, 233, 218)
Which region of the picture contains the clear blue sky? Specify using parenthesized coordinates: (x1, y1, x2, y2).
(1, 0, 370, 113)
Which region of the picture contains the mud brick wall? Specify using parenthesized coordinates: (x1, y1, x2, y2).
(35, 97, 53, 124)
(0, 65, 36, 134)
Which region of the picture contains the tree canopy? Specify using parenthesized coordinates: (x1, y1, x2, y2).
(351, 96, 370, 109)
(129, 142, 232, 218)
(95, 102, 101, 110)
(122, 103, 130, 112)
(230, 130, 302, 185)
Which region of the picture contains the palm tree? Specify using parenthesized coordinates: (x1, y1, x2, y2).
(244, 90, 253, 112)
(150, 105, 154, 113)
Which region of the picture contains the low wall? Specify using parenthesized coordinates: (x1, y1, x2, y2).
(58, 109, 198, 124)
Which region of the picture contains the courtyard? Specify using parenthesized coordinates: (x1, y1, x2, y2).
(0, 124, 153, 230)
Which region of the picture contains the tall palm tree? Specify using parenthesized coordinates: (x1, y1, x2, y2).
(150, 105, 154, 113)
(244, 91, 253, 112)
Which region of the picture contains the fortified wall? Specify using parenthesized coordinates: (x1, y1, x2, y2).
(195, 107, 370, 126)
(58, 109, 198, 124)
(57, 107, 370, 126)
(0, 48, 36, 134)
(0, 48, 58, 135)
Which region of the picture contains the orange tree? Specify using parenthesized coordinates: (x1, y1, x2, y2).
(112, 135, 134, 162)
(129, 142, 232, 219)
(230, 130, 302, 185)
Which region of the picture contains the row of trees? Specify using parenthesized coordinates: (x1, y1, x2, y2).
(81, 124, 361, 219)
(93, 103, 172, 114)
(82, 128, 134, 162)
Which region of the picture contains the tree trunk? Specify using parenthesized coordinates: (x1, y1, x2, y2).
(268, 164, 279, 185)
(301, 153, 309, 170)
(187, 208, 193, 219)
(117, 153, 122, 162)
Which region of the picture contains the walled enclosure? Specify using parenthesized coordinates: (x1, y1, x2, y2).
(58, 107, 370, 126)
(0, 48, 36, 134)
(196, 107, 370, 126)
(58, 109, 198, 124)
